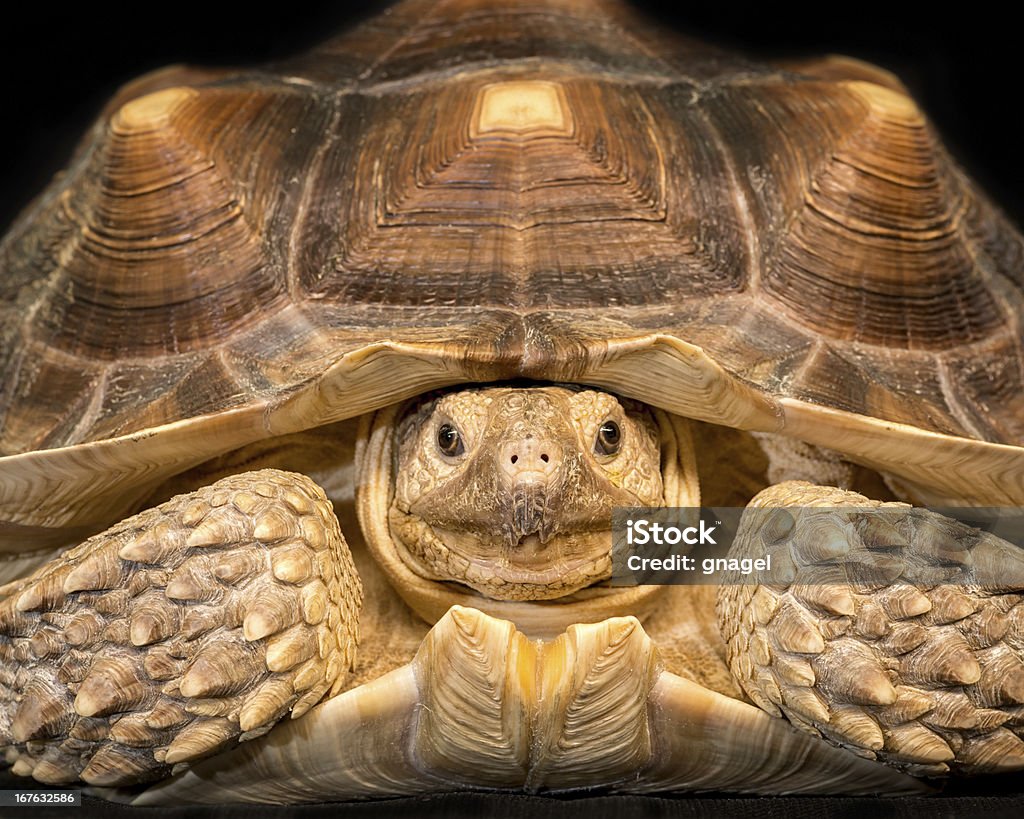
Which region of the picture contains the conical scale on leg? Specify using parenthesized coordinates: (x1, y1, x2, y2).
(9, 567, 75, 615)
(0, 470, 361, 786)
(179, 640, 265, 699)
(74, 656, 152, 718)
(10, 676, 74, 743)
(63, 549, 127, 595)
(242, 581, 303, 641)
(129, 593, 181, 647)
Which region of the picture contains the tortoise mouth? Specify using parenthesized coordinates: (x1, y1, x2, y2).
(511, 533, 552, 564)
(392, 515, 614, 602)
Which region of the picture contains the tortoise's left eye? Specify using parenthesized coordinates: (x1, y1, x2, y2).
(436, 423, 465, 457)
(596, 420, 621, 455)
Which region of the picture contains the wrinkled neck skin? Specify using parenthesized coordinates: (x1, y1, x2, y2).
(356, 385, 700, 636)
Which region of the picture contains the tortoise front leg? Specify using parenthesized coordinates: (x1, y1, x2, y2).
(719, 481, 1024, 775)
(0, 469, 360, 785)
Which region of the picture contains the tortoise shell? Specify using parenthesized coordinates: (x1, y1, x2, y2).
(2, 0, 1023, 545)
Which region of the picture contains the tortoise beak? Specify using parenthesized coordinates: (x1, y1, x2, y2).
(504, 483, 550, 548)
(497, 436, 562, 548)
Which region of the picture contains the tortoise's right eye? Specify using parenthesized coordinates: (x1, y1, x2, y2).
(595, 420, 621, 456)
(436, 423, 465, 457)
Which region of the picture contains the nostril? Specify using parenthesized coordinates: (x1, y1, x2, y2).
(510, 454, 518, 464)
(540, 453, 549, 463)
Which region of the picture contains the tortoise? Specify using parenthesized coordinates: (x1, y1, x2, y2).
(2, 0, 1024, 805)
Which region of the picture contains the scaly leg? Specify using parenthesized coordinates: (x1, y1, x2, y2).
(0, 469, 361, 786)
(719, 481, 1024, 776)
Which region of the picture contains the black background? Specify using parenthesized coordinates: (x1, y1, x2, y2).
(2, 2, 1023, 816)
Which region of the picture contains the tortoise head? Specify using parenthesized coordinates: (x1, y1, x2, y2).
(357, 385, 699, 635)
(390, 386, 664, 600)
